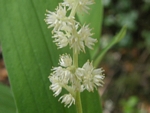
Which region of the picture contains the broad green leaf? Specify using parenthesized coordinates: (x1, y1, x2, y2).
(77, 0, 103, 59)
(0, 0, 102, 113)
(0, 84, 16, 113)
(94, 26, 127, 67)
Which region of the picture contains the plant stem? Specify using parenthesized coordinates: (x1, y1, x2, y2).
(73, 50, 78, 68)
(71, 1, 83, 113)
(69, 1, 78, 17)
(73, 49, 83, 113)
(75, 91, 83, 113)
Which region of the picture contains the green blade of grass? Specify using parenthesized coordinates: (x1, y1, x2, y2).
(94, 26, 127, 67)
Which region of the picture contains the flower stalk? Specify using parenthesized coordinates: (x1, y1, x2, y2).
(73, 47, 83, 113)
(45, 0, 105, 112)
(73, 48, 78, 68)
(76, 92, 83, 113)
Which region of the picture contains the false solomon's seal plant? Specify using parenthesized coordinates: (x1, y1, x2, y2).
(45, 0, 105, 112)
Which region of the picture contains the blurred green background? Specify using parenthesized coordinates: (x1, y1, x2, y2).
(101, 0, 150, 113)
(0, 0, 150, 113)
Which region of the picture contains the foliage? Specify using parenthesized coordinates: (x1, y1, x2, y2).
(120, 96, 141, 113)
(0, 0, 126, 113)
(0, 84, 16, 113)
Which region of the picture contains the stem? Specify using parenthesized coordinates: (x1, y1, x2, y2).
(71, 1, 83, 113)
(73, 48, 83, 113)
(75, 92, 83, 113)
(73, 49, 78, 68)
(69, 1, 78, 17)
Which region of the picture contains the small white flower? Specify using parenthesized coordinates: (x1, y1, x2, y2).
(51, 66, 72, 84)
(69, 32, 85, 53)
(84, 36, 97, 49)
(45, 4, 74, 32)
(81, 61, 104, 92)
(62, 0, 74, 9)
(49, 76, 62, 97)
(79, 24, 97, 49)
(59, 54, 72, 67)
(78, 0, 94, 13)
(53, 31, 69, 48)
(63, 0, 94, 13)
(75, 68, 85, 81)
(92, 68, 105, 86)
(59, 94, 75, 107)
(69, 24, 97, 53)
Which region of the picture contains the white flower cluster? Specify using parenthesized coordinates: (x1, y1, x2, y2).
(45, 0, 96, 53)
(49, 54, 104, 107)
(45, 0, 105, 108)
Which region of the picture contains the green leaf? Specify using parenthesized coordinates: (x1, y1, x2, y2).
(0, 84, 16, 113)
(0, 0, 102, 113)
(77, 0, 103, 59)
(81, 91, 102, 113)
(94, 26, 127, 67)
